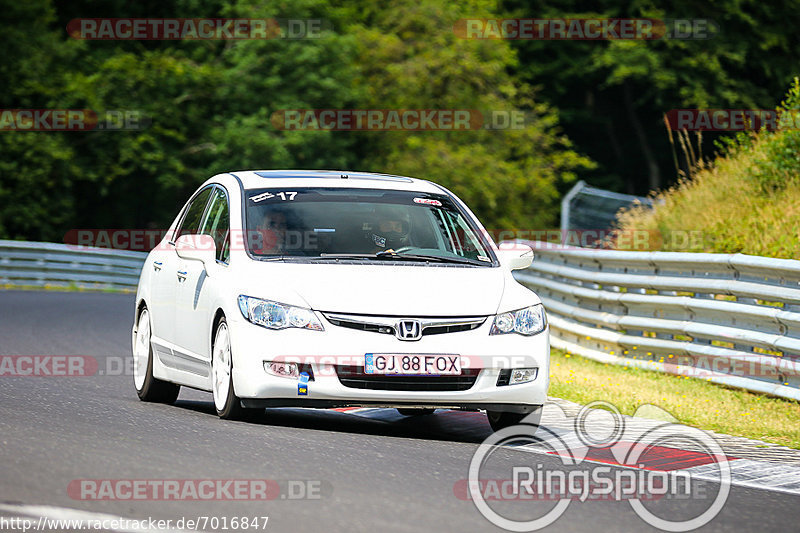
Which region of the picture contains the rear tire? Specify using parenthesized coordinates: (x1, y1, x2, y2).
(212, 317, 261, 420)
(133, 307, 180, 404)
(397, 408, 436, 416)
(487, 406, 542, 432)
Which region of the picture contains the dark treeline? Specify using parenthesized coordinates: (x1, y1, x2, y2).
(0, 0, 797, 241)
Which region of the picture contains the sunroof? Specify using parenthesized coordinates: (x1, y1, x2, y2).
(253, 171, 413, 182)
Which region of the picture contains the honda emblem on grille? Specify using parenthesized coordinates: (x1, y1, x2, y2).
(395, 320, 422, 341)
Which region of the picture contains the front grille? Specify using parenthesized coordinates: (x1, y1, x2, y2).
(325, 318, 393, 335)
(334, 365, 480, 391)
(422, 323, 478, 335)
(323, 313, 486, 338)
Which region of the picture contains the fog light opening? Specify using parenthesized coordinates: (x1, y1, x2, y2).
(509, 367, 538, 385)
(264, 361, 299, 379)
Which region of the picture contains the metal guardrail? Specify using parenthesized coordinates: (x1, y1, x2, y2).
(0, 240, 146, 291)
(3, 238, 800, 400)
(513, 241, 800, 401)
(560, 180, 653, 240)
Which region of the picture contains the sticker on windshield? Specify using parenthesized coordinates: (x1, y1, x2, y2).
(413, 197, 442, 207)
(250, 191, 297, 203)
(477, 255, 491, 262)
(372, 234, 387, 248)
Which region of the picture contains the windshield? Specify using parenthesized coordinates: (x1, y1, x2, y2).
(243, 187, 495, 265)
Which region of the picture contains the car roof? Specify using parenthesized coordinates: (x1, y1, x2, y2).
(227, 169, 446, 194)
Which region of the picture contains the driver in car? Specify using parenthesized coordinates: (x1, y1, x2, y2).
(251, 210, 287, 255)
(368, 206, 412, 252)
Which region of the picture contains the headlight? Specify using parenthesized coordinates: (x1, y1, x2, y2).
(490, 304, 546, 336)
(238, 295, 324, 331)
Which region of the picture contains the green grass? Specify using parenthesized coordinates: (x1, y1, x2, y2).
(549, 349, 800, 448)
(616, 80, 800, 258)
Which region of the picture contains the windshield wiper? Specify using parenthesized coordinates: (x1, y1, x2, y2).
(312, 252, 488, 265)
(382, 251, 487, 265)
(314, 253, 430, 262)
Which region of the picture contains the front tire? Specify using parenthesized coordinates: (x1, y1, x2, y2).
(487, 406, 543, 432)
(133, 307, 180, 404)
(211, 318, 260, 420)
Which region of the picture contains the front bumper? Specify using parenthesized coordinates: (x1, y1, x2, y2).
(228, 312, 550, 410)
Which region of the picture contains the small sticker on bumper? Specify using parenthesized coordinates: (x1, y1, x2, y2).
(298, 372, 309, 396)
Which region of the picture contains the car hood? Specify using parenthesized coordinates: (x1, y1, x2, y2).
(238, 261, 505, 316)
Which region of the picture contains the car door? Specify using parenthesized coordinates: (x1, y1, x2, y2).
(147, 233, 181, 362)
(173, 186, 230, 376)
(156, 186, 214, 373)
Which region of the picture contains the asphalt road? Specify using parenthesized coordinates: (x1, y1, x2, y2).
(0, 290, 798, 532)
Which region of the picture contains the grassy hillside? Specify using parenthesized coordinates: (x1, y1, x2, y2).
(616, 80, 800, 259)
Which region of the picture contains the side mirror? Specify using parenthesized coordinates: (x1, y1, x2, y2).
(497, 242, 534, 271)
(175, 234, 217, 275)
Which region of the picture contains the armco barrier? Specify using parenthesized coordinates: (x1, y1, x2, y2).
(0, 240, 146, 291)
(3, 238, 800, 400)
(512, 241, 800, 401)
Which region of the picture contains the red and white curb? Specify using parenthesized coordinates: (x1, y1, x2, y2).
(325, 402, 800, 496)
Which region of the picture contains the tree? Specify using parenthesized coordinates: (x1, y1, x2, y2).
(505, 0, 800, 194)
(340, 0, 593, 230)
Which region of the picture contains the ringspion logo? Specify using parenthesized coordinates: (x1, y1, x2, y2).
(464, 402, 731, 531)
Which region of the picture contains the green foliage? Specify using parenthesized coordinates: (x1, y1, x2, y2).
(3, 0, 799, 241)
(505, 0, 800, 194)
(343, 0, 593, 229)
(747, 78, 800, 192)
(616, 80, 800, 259)
(0, 0, 592, 240)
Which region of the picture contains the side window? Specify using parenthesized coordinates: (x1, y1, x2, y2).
(200, 188, 230, 263)
(176, 187, 213, 240)
(434, 210, 481, 259)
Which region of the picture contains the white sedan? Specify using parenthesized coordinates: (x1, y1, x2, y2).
(132, 170, 549, 431)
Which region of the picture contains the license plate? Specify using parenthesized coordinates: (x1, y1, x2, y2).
(364, 354, 461, 375)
